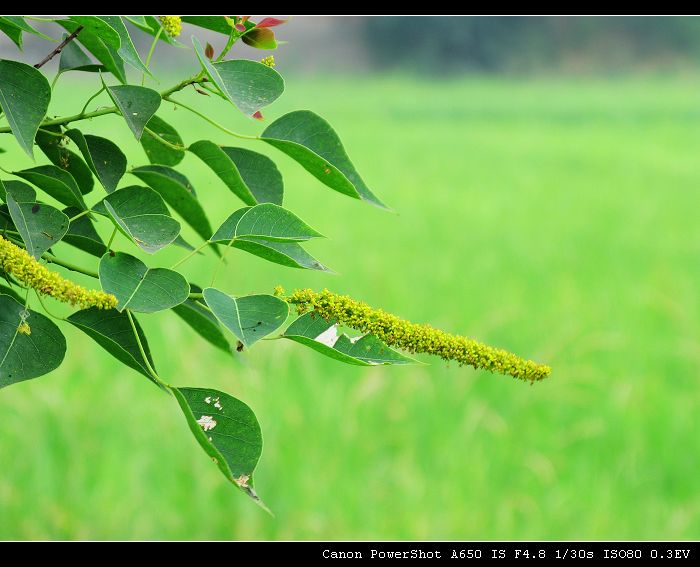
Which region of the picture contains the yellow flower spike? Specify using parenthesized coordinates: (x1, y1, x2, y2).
(260, 55, 275, 68)
(285, 288, 551, 383)
(159, 16, 182, 38)
(0, 236, 117, 310)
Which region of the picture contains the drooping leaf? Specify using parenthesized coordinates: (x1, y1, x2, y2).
(6, 192, 69, 259)
(65, 129, 126, 194)
(95, 186, 180, 254)
(189, 141, 283, 205)
(262, 110, 388, 209)
(234, 237, 330, 271)
(0, 294, 66, 388)
(67, 307, 159, 386)
(59, 21, 127, 83)
(66, 17, 121, 49)
(107, 85, 161, 139)
(203, 289, 288, 348)
(211, 204, 322, 243)
(62, 206, 107, 257)
(0, 19, 23, 49)
(58, 34, 103, 73)
(130, 166, 212, 243)
(172, 386, 265, 505)
(35, 126, 95, 195)
(140, 115, 185, 166)
(0, 16, 53, 40)
(192, 37, 284, 116)
(241, 27, 277, 50)
(0, 60, 51, 159)
(283, 311, 417, 366)
(0, 179, 35, 203)
(99, 252, 189, 313)
(172, 284, 232, 355)
(13, 165, 86, 210)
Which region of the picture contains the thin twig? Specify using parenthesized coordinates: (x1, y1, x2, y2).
(34, 26, 84, 69)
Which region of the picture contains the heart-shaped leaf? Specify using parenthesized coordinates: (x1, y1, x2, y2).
(130, 166, 212, 244)
(99, 252, 189, 313)
(13, 165, 86, 210)
(262, 110, 388, 209)
(140, 115, 185, 166)
(107, 85, 161, 139)
(62, 206, 107, 257)
(6, 192, 69, 259)
(211, 204, 322, 243)
(35, 126, 95, 195)
(172, 284, 232, 355)
(0, 60, 51, 159)
(172, 386, 265, 506)
(192, 36, 284, 116)
(233, 237, 330, 271)
(283, 311, 417, 366)
(0, 294, 66, 388)
(203, 288, 288, 348)
(95, 185, 180, 254)
(188, 141, 283, 205)
(65, 129, 126, 194)
(67, 307, 159, 386)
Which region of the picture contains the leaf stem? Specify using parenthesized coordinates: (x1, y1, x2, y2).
(210, 238, 236, 287)
(34, 290, 66, 321)
(143, 126, 185, 151)
(43, 253, 99, 279)
(68, 209, 92, 223)
(126, 309, 172, 389)
(216, 29, 241, 62)
(142, 27, 163, 86)
(106, 226, 118, 250)
(170, 240, 210, 269)
(163, 97, 258, 141)
(188, 292, 203, 300)
(79, 85, 106, 116)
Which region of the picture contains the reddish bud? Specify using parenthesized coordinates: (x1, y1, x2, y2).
(252, 111, 264, 121)
(204, 42, 215, 60)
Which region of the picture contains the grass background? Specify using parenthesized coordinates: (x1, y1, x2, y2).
(0, 73, 699, 539)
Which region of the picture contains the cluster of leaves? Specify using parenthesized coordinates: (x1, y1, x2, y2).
(0, 15, 405, 510)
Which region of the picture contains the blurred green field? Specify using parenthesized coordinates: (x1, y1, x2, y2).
(1, 73, 699, 540)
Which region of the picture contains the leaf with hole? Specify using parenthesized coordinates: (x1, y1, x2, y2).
(172, 386, 266, 506)
(172, 284, 232, 356)
(203, 288, 288, 348)
(283, 311, 417, 366)
(65, 129, 126, 194)
(262, 110, 388, 209)
(13, 165, 86, 210)
(0, 294, 66, 388)
(67, 307, 159, 386)
(130, 166, 212, 244)
(0, 60, 51, 159)
(192, 37, 284, 116)
(211, 204, 322, 243)
(36, 126, 94, 195)
(6, 192, 69, 259)
(94, 186, 180, 254)
(99, 252, 189, 313)
(140, 115, 185, 166)
(107, 85, 161, 139)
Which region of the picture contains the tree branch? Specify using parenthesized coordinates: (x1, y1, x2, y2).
(34, 26, 84, 69)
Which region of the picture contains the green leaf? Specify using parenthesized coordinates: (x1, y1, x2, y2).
(172, 284, 232, 356)
(125, 16, 181, 46)
(65, 129, 126, 194)
(0, 283, 23, 303)
(211, 204, 322, 243)
(241, 27, 278, 50)
(189, 141, 283, 206)
(95, 186, 181, 254)
(262, 110, 388, 209)
(192, 37, 284, 116)
(234, 237, 330, 271)
(58, 34, 103, 73)
(140, 115, 185, 166)
(67, 307, 159, 386)
(36, 126, 95, 195)
(59, 21, 126, 83)
(0, 19, 23, 49)
(66, 17, 121, 49)
(1, 17, 53, 41)
(180, 16, 233, 34)
(0, 60, 50, 159)
(172, 386, 265, 505)
(0, 294, 66, 388)
(0, 180, 35, 203)
(99, 252, 189, 313)
(62, 206, 107, 257)
(6, 192, 69, 259)
(283, 311, 417, 366)
(13, 165, 87, 210)
(130, 166, 212, 244)
(203, 289, 288, 348)
(98, 16, 152, 75)
(107, 85, 161, 140)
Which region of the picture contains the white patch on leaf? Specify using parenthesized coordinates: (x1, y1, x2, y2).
(197, 415, 217, 431)
(314, 324, 339, 348)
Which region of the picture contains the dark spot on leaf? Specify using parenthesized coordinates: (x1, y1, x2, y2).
(31, 205, 40, 214)
(109, 250, 115, 257)
(236, 341, 244, 352)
